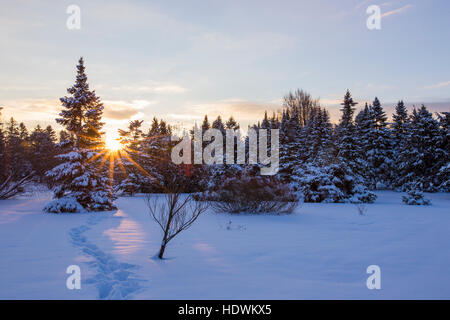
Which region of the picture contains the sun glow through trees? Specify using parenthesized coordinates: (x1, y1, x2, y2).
(105, 133, 123, 152)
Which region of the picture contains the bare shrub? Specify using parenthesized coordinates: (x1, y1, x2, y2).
(0, 173, 33, 199)
(199, 174, 300, 214)
(146, 192, 209, 259)
(355, 203, 367, 215)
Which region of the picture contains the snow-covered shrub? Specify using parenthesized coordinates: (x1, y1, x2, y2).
(297, 163, 377, 203)
(402, 189, 431, 206)
(115, 173, 140, 196)
(200, 172, 300, 214)
(350, 184, 377, 204)
(375, 182, 387, 190)
(436, 163, 450, 192)
(43, 197, 86, 213)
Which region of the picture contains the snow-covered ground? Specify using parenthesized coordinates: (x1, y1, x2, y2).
(0, 191, 449, 299)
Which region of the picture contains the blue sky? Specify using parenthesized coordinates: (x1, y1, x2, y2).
(0, 0, 449, 135)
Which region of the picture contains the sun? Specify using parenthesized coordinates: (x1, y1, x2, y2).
(105, 134, 122, 152)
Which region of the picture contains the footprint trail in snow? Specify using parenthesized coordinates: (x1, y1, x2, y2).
(69, 213, 145, 299)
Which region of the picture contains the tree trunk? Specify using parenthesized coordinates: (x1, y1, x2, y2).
(158, 242, 167, 259)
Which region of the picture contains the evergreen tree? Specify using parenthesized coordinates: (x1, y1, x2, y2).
(261, 111, 270, 129)
(354, 103, 373, 182)
(58, 130, 74, 154)
(302, 107, 334, 165)
(5, 118, 31, 179)
(45, 57, 116, 213)
(29, 125, 58, 182)
(334, 90, 360, 178)
(269, 112, 280, 129)
(436, 112, 449, 191)
(397, 105, 445, 191)
(225, 116, 240, 130)
(365, 98, 394, 189)
(392, 100, 408, 146)
(278, 105, 302, 185)
(116, 120, 152, 195)
(212, 115, 225, 134)
(201, 115, 210, 133)
(297, 104, 376, 203)
(148, 117, 160, 137)
(0, 107, 6, 180)
(392, 100, 409, 186)
(19, 122, 29, 141)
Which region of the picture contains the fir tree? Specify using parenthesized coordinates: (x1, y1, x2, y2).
(392, 100, 408, 146)
(201, 115, 211, 133)
(261, 111, 270, 129)
(225, 116, 240, 130)
(278, 105, 302, 185)
(354, 103, 373, 182)
(0, 107, 6, 180)
(392, 100, 409, 186)
(269, 112, 280, 129)
(45, 57, 116, 213)
(29, 125, 58, 183)
(302, 107, 334, 165)
(116, 120, 151, 195)
(397, 105, 445, 191)
(365, 98, 394, 189)
(5, 118, 31, 179)
(436, 112, 450, 191)
(334, 90, 360, 178)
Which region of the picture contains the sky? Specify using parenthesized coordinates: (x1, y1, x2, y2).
(0, 0, 449, 137)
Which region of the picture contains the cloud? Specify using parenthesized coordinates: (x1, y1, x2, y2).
(0, 98, 155, 124)
(190, 31, 297, 57)
(105, 83, 188, 94)
(102, 100, 155, 120)
(425, 81, 450, 89)
(381, 4, 413, 18)
(0, 99, 60, 117)
(354, 0, 373, 10)
(153, 85, 187, 94)
(320, 98, 342, 105)
(192, 99, 276, 115)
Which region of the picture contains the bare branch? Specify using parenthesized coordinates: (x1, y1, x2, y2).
(146, 191, 209, 259)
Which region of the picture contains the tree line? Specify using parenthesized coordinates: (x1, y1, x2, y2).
(0, 58, 448, 211)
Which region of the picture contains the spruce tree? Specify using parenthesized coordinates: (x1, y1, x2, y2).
(397, 105, 444, 191)
(365, 98, 394, 189)
(354, 103, 374, 183)
(5, 118, 31, 179)
(116, 120, 152, 195)
(392, 100, 408, 146)
(45, 57, 116, 213)
(436, 112, 450, 191)
(334, 90, 360, 178)
(392, 100, 409, 187)
(297, 104, 376, 203)
(29, 125, 58, 183)
(0, 107, 6, 180)
(278, 105, 302, 185)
